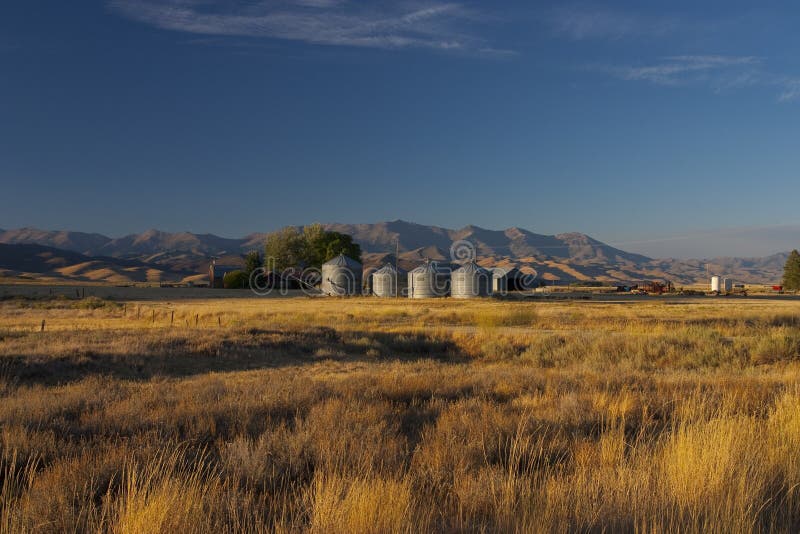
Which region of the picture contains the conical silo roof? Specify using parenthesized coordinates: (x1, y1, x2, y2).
(375, 263, 401, 275)
(455, 261, 490, 275)
(411, 260, 445, 274)
(323, 254, 362, 269)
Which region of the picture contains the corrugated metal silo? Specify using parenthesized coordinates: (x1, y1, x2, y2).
(321, 254, 363, 296)
(372, 263, 406, 297)
(408, 261, 450, 298)
(452, 262, 492, 298)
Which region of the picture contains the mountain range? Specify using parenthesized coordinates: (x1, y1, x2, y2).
(0, 221, 788, 285)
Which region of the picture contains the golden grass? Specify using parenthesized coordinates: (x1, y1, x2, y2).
(1, 295, 800, 532)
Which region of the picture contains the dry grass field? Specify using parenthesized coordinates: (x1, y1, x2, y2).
(1, 292, 800, 532)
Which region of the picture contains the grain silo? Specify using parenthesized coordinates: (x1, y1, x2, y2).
(408, 260, 450, 299)
(711, 276, 721, 293)
(321, 254, 362, 296)
(372, 263, 406, 298)
(452, 261, 492, 298)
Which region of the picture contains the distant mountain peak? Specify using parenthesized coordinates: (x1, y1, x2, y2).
(0, 222, 787, 284)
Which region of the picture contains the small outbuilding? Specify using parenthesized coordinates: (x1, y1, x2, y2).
(492, 267, 532, 292)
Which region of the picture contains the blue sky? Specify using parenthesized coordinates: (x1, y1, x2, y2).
(2, 1, 800, 258)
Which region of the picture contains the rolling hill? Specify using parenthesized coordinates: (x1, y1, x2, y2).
(0, 222, 790, 285)
(0, 244, 195, 284)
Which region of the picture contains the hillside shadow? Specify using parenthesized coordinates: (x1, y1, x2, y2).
(1, 328, 467, 387)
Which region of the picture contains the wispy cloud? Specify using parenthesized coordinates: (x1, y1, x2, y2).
(595, 55, 800, 102)
(613, 55, 761, 86)
(546, 5, 677, 41)
(778, 80, 800, 102)
(108, 0, 511, 55)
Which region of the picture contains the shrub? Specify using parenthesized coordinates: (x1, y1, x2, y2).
(222, 270, 248, 289)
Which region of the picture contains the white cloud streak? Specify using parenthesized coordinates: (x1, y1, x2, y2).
(778, 80, 800, 102)
(108, 0, 511, 54)
(547, 5, 677, 41)
(615, 55, 761, 86)
(596, 55, 800, 103)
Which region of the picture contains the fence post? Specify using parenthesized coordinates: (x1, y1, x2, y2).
(40, 319, 45, 332)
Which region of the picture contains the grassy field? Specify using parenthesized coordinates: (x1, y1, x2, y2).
(1, 293, 800, 532)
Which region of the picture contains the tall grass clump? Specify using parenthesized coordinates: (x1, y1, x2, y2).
(1, 296, 800, 531)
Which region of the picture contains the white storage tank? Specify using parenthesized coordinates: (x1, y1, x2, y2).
(711, 276, 721, 293)
(321, 254, 363, 296)
(372, 263, 406, 298)
(408, 261, 450, 299)
(452, 261, 492, 298)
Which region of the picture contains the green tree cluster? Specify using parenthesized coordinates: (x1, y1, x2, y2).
(244, 250, 263, 276)
(783, 250, 800, 291)
(263, 224, 361, 271)
(222, 270, 248, 289)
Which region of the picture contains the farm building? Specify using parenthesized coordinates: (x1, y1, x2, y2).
(321, 254, 363, 296)
(372, 263, 407, 298)
(408, 260, 450, 299)
(452, 261, 492, 298)
(492, 267, 533, 292)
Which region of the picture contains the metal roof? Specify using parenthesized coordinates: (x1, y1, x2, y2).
(454, 261, 490, 275)
(411, 260, 447, 274)
(322, 254, 362, 269)
(492, 267, 524, 279)
(375, 263, 405, 275)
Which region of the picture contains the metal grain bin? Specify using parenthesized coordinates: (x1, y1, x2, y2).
(321, 254, 362, 296)
(492, 268, 508, 293)
(452, 261, 492, 298)
(408, 261, 450, 299)
(372, 263, 406, 298)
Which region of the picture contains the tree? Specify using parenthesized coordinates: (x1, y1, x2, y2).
(302, 223, 328, 267)
(783, 250, 800, 291)
(303, 223, 361, 267)
(264, 224, 361, 271)
(264, 227, 305, 272)
(244, 250, 262, 275)
(319, 231, 361, 264)
(223, 270, 248, 289)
